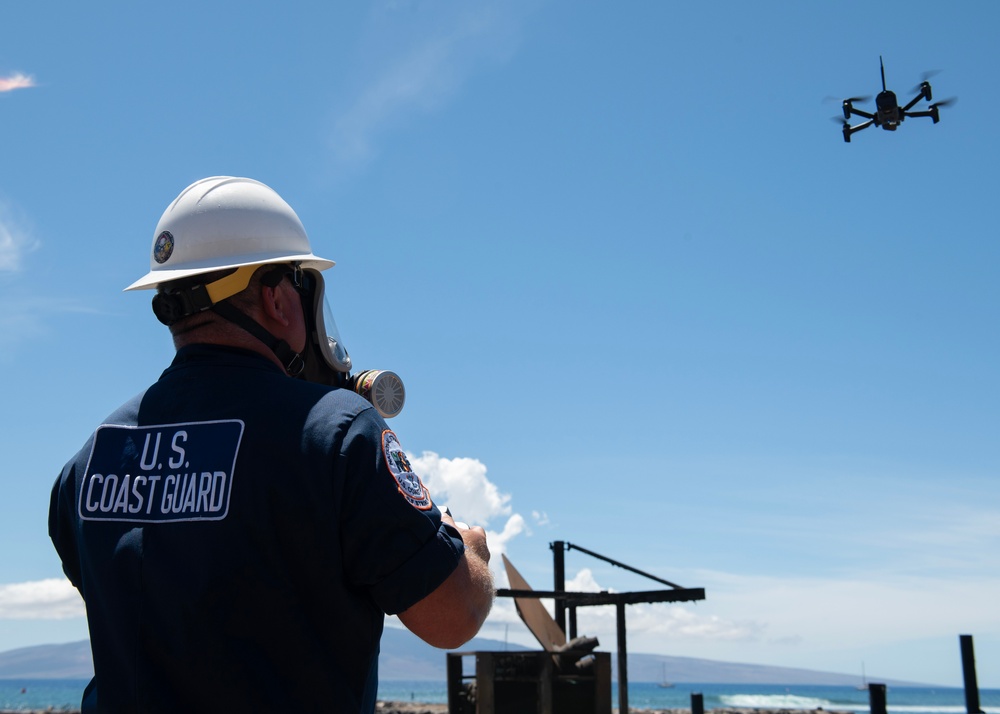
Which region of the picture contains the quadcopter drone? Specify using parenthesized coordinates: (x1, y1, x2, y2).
(838, 56, 954, 142)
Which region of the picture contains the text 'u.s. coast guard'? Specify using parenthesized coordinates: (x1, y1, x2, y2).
(79, 420, 244, 523)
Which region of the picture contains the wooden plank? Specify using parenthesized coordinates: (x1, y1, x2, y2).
(502, 554, 567, 651)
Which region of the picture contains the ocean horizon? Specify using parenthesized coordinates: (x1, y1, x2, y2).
(2, 679, 998, 713)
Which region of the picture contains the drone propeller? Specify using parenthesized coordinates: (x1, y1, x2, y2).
(929, 97, 957, 109)
(823, 95, 871, 105)
(911, 70, 942, 93)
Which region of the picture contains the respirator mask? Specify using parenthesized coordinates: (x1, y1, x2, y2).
(296, 267, 406, 419)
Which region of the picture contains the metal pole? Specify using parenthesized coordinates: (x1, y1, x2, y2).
(565, 542, 685, 589)
(617, 602, 629, 714)
(552, 541, 566, 634)
(960, 634, 983, 714)
(869, 683, 887, 714)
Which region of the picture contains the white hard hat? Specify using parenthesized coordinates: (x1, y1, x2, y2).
(125, 176, 334, 292)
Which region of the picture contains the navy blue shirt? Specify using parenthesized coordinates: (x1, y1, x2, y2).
(49, 345, 465, 713)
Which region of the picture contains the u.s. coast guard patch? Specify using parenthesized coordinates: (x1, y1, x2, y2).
(382, 430, 432, 510)
(79, 420, 243, 523)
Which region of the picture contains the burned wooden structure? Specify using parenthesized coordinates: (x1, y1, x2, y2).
(446, 647, 612, 714)
(960, 634, 984, 714)
(445, 541, 705, 714)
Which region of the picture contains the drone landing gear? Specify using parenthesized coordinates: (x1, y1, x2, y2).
(906, 105, 941, 124)
(842, 119, 875, 143)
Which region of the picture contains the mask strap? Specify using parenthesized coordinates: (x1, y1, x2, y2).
(211, 300, 305, 376)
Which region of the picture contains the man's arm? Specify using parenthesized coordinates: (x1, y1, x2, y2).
(397, 515, 495, 649)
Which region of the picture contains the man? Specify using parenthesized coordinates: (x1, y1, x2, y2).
(49, 176, 494, 713)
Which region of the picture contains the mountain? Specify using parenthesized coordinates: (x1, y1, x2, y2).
(0, 640, 93, 678)
(0, 632, 927, 687)
(378, 628, 929, 687)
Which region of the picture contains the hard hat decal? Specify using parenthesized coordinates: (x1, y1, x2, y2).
(381, 430, 432, 510)
(153, 231, 175, 264)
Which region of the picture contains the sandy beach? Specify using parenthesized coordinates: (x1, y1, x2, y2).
(377, 702, 449, 713)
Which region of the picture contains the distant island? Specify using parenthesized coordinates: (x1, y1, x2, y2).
(0, 628, 931, 687)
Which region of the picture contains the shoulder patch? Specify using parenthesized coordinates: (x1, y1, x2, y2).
(382, 430, 432, 510)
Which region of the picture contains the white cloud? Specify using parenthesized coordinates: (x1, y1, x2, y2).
(626, 605, 765, 642)
(531, 510, 550, 527)
(494, 562, 994, 660)
(693, 569, 1000, 649)
(330, 1, 532, 168)
(566, 567, 604, 593)
(0, 200, 38, 272)
(559, 568, 765, 647)
(409, 450, 531, 582)
(405, 451, 766, 652)
(477, 564, 765, 653)
(487, 512, 525, 555)
(411, 451, 511, 526)
(0, 72, 35, 93)
(0, 579, 85, 620)
(401, 450, 999, 681)
(0, 199, 102, 355)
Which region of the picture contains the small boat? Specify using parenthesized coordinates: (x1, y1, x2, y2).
(658, 663, 675, 689)
(856, 662, 868, 691)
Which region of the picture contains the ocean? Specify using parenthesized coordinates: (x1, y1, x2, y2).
(373, 682, 1000, 713)
(2, 679, 998, 713)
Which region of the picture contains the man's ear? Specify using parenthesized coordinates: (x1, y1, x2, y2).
(259, 284, 292, 328)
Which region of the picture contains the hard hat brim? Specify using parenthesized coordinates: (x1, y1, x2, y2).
(124, 253, 335, 292)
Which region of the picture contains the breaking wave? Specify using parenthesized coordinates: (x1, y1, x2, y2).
(720, 694, 837, 709)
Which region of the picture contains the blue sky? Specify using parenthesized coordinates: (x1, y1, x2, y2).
(2, 0, 998, 688)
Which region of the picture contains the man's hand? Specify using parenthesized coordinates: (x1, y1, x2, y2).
(441, 510, 491, 566)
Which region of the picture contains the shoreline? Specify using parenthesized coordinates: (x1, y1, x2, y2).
(377, 708, 857, 714)
(0, 700, 855, 714)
